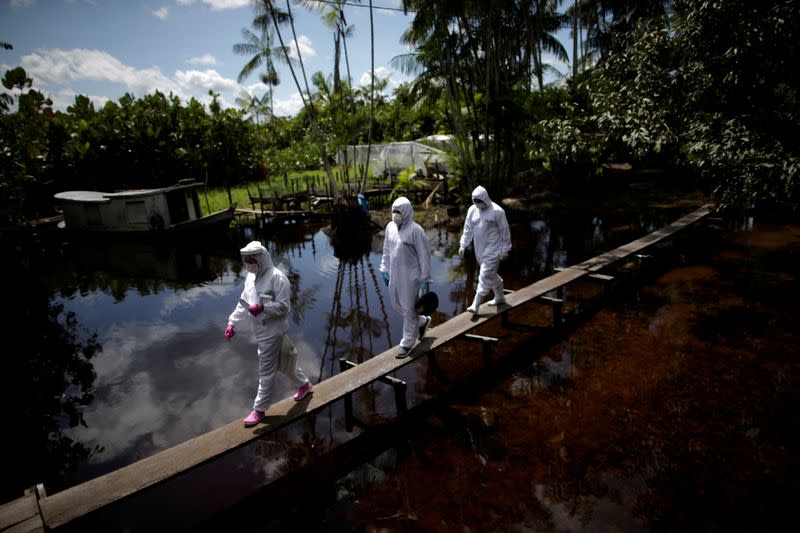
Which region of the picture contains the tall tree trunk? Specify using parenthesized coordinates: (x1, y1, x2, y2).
(267, 1, 339, 199)
(359, 0, 375, 195)
(339, 12, 352, 87)
(333, 31, 341, 94)
(572, 0, 579, 79)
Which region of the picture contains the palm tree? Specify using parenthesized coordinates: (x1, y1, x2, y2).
(527, 0, 568, 92)
(235, 89, 260, 124)
(232, 25, 288, 119)
(252, 0, 340, 199)
(296, 0, 357, 94)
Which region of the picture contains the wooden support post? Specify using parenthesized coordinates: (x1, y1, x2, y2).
(340, 358, 408, 420)
(463, 333, 499, 362)
(500, 310, 509, 327)
(537, 295, 563, 328)
(338, 359, 355, 432)
(500, 288, 514, 327)
(0, 484, 45, 533)
(393, 379, 408, 416)
(425, 349, 451, 383)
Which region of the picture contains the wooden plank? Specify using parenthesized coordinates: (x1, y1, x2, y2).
(3, 516, 44, 533)
(463, 334, 499, 344)
(556, 267, 615, 282)
(0, 494, 42, 532)
(573, 204, 712, 272)
(536, 295, 564, 305)
(38, 266, 588, 529)
(36, 205, 711, 529)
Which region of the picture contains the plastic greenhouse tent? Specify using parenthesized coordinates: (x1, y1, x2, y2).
(335, 141, 450, 177)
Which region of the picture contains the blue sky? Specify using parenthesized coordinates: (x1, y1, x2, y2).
(1, 0, 570, 116)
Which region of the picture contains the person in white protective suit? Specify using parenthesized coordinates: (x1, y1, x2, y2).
(224, 241, 313, 427)
(459, 185, 512, 315)
(380, 197, 433, 359)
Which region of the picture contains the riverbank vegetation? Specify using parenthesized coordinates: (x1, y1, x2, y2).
(1, 0, 797, 240)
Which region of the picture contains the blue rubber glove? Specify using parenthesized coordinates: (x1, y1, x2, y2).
(420, 280, 430, 295)
(381, 271, 390, 286)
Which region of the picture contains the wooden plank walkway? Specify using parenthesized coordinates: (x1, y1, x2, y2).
(8, 204, 713, 530)
(573, 205, 712, 272)
(0, 486, 44, 533)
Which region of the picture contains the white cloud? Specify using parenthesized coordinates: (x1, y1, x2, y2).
(186, 53, 217, 66)
(288, 35, 316, 61)
(21, 48, 182, 98)
(48, 88, 109, 111)
(152, 7, 169, 20)
(15, 49, 253, 112)
(273, 92, 304, 117)
(243, 82, 268, 98)
(160, 282, 232, 318)
(177, 0, 250, 9)
(175, 68, 239, 94)
(10, 0, 35, 8)
(357, 66, 397, 92)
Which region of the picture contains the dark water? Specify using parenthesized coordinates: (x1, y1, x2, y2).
(320, 213, 800, 532)
(10, 184, 799, 531)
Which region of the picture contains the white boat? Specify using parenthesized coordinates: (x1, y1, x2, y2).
(54, 180, 235, 235)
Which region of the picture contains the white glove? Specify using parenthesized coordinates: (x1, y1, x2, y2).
(458, 247, 465, 257)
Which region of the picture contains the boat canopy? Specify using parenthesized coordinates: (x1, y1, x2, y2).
(54, 181, 202, 203)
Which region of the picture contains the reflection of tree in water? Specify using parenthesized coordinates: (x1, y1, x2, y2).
(319, 251, 391, 380)
(3, 236, 102, 502)
(46, 239, 233, 301)
(263, 237, 321, 325)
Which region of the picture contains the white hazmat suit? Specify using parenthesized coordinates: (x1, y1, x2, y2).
(380, 197, 432, 355)
(226, 241, 309, 416)
(459, 186, 512, 313)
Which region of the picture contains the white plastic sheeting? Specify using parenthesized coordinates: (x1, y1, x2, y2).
(335, 141, 449, 176)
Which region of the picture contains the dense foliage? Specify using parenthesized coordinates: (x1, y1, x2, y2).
(534, 0, 799, 207)
(1, 0, 798, 235)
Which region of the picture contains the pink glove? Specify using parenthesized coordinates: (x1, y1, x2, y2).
(248, 302, 263, 316)
(224, 324, 235, 341)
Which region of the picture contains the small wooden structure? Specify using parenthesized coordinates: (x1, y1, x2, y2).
(54, 180, 234, 235)
(1, 204, 713, 531)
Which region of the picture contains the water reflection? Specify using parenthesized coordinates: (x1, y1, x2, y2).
(2, 241, 102, 502)
(9, 189, 730, 526)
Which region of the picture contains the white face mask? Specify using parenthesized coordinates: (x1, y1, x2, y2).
(392, 212, 403, 226)
(245, 263, 259, 274)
